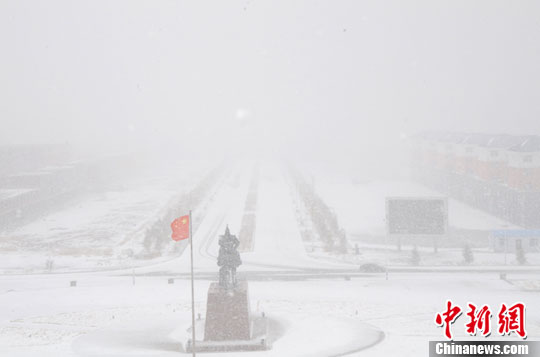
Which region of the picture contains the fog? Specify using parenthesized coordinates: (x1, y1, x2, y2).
(2, 1, 539, 164)
(2, 3, 540, 356)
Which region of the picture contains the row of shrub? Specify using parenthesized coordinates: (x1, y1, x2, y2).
(409, 243, 528, 266)
(139, 165, 224, 258)
(238, 165, 259, 251)
(289, 168, 348, 253)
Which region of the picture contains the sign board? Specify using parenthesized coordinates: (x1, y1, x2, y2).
(492, 229, 540, 238)
(386, 197, 448, 235)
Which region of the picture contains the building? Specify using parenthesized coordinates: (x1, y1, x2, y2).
(410, 132, 540, 235)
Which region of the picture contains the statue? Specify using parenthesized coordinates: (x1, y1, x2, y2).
(192, 225, 268, 351)
(217, 226, 242, 289)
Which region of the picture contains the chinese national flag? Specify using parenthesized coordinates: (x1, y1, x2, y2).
(171, 215, 190, 241)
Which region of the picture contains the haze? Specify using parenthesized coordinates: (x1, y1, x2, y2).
(2, 0, 539, 165)
(2, 2, 540, 356)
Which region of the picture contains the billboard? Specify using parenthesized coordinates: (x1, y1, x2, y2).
(386, 197, 448, 235)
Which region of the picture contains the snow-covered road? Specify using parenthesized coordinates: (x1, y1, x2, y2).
(130, 160, 352, 278)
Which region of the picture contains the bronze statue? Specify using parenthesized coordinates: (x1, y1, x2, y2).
(217, 226, 242, 289)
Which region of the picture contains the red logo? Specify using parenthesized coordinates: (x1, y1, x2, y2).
(435, 300, 526, 340)
(498, 303, 526, 338)
(435, 300, 462, 339)
(465, 303, 492, 337)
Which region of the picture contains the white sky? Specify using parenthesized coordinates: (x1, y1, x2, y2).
(1, 1, 539, 160)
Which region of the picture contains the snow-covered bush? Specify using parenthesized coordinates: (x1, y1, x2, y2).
(462, 243, 474, 265)
(516, 245, 527, 265)
(410, 245, 420, 266)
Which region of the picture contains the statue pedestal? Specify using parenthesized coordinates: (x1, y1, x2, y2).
(204, 281, 251, 341)
(186, 280, 269, 353)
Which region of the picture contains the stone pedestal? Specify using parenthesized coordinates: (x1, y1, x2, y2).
(186, 280, 268, 353)
(204, 281, 251, 341)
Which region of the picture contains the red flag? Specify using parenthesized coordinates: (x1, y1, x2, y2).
(171, 215, 190, 241)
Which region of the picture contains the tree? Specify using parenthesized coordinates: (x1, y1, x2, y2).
(45, 258, 54, 272)
(516, 245, 527, 265)
(338, 229, 348, 254)
(462, 243, 474, 265)
(143, 230, 152, 252)
(411, 245, 420, 266)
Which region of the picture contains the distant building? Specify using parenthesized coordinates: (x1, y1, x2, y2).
(506, 136, 540, 191)
(476, 135, 524, 183)
(491, 230, 540, 253)
(410, 132, 540, 233)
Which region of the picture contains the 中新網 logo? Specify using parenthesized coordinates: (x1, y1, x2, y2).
(434, 300, 526, 340)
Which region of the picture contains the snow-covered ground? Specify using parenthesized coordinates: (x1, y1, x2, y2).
(1, 271, 538, 356)
(0, 165, 211, 274)
(305, 175, 540, 267)
(0, 188, 35, 201)
(315, 178, 520, 236)
(1, 160, 539, 356)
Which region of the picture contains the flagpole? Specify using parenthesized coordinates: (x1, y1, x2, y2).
(189, 210, 196, 356)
